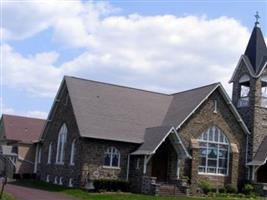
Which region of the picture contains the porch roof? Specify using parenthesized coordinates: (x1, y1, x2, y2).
(247, 136, 267, 166)
(131, 126, 190, 158)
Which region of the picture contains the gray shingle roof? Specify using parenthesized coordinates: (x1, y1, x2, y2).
(131, 126, 172, 155)
(65, 76, 172, 143)
(162, 83, 219, 127)
(247, 136, 267, 166)
(61, 76, 247, 144)
(244, 26, 267, 74)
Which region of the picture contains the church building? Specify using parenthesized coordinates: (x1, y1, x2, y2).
(36, 19, 267, 196)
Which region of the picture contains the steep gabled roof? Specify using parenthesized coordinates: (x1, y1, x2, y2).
(58, 76, 249, 144)
(230, 26, 267, 82)
(1, 114, 45, 144)
(244, 26, 267, 74)
(162, 83, 219, 127)
(65, 76, 172, 143)
(131, 126, 190, 158)
(247, 136, 267, 166)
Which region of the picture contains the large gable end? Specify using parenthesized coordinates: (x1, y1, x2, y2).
(162, 83, 220, 128)
(162, 83, 249, 135)
(40, 76, 81, 140)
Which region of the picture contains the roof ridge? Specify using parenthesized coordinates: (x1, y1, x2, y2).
(64, 75, 171, 96)
(2, 114, 46, 121)
(170, 82, 220, 96)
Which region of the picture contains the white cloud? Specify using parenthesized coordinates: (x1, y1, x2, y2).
(2, 44, 61, 96)
(0, 97, 47, 119)
(2, 0, 252, 99)
(25, 110, 47, 119)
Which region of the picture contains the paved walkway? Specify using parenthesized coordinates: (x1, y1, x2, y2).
(3, 183, 77, 200)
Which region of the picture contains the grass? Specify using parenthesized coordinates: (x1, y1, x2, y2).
(10, 180, 267, 200)
(0, 192, 16, 200)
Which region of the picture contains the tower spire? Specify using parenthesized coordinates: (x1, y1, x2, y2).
(244, 12, 267, 73)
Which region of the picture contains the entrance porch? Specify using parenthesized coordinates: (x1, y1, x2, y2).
(130, 126, 191, 196)
(247, 136, 267, 196)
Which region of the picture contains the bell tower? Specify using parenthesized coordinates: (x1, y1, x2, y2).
(230, 12, 267, 163)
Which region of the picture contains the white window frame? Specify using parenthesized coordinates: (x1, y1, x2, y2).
(59, 177, 63, 185)
(197, 126, 230, 176)
(56, 124, 68, 164)
(261, 82, 267, 107)
(70, 139, 76, 166)
(47, 142, 52, 164)
(54, 176, 58, 184)
(213, 100, 218, 113)
(68, 178, 73, 188)
(103, 147, 120, 168)
(46, 175, 50, 182)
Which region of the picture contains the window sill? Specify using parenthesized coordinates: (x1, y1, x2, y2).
(198, 172, 228, 177)
(103, 166, 120, 170)
(69, 163, 75, 166)
(55, 162, 64, 165)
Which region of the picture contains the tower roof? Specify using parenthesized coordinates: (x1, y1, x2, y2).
(244, 24, 267, 73)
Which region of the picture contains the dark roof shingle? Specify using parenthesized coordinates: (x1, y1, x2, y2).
(244, 26, 267, 74)
(64, 76, 220, 144)
(248, 136, 267, 165)
(65, 77, 172, 143)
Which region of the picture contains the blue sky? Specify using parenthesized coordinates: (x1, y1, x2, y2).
(1, 0, 267, 119)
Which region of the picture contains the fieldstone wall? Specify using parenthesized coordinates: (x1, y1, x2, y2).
(79, 138, 138, 188)
(38, 85, 82, 187)
(178, 89, 247, 193)
(232, 62, 267, 162)
(128, 155, 144, 193)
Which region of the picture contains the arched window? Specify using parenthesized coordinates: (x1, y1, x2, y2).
(104, 147, 120, 168)
(56, 124, 67, 164)
(47, 142, 52, 164)
(198, 126, 230, 175)
(238, 74, 250, 107)
(70, 139, 76, 165)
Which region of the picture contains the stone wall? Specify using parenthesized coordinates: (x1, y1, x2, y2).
(178, 89, 247, 193)
(128, 155, 144, 193)
(79, 138, 138, 188)
(38, 85, 82, 187)
(232, 62, 267, 162)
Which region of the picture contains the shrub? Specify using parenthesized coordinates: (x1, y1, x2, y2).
(218, 187, 226, 193)
(22, 173, 32, 179)
(225, 184, 237, 194)
(198, 180, 212, 194)
(13, 173, 21, 180)
(243, 184, 254, 195)
(93, 179, 129, 192)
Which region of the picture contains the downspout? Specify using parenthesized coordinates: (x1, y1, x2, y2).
(143, 155, 148, 174)
(245, 134, 249, 179)
(126, 154, 130, 181)
(34, 143, 39, 173)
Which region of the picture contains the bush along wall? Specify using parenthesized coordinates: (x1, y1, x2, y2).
(93, 179, 129, 192)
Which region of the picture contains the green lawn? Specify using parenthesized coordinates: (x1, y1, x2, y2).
(0, 192, 16, 200)
(10, 180, 266, 200)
